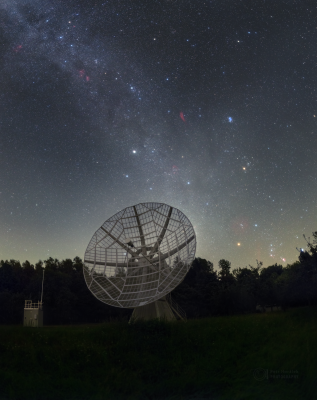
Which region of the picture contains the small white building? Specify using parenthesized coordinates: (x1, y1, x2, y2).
(24, 300, 43, 327)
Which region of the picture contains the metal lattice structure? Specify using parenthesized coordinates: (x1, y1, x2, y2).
(83, 202, 196, 309)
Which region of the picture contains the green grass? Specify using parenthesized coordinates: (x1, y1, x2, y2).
(0, 307, 316, 400)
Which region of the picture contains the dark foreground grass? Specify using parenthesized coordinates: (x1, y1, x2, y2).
(0, 307, 316, 400)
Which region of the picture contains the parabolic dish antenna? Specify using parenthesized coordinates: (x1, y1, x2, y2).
(83, 202, 196, 320)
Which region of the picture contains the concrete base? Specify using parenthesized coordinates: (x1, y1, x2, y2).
(130, 296, 176, 322)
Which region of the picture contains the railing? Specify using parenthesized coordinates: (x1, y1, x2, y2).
(24, 300, 43, 309)
(166, 293, 187, 321)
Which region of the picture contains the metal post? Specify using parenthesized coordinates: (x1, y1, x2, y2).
(40, 269, 45, 304)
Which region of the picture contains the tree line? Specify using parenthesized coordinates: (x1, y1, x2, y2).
(0, 231, 316, 324)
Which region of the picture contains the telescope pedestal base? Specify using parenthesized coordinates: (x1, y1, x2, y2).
(130, 297, 176, 322)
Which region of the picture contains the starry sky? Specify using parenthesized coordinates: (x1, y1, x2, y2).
(1, 0, 317, 270)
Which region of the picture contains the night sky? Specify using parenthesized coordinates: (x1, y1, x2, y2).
(1, 0, 316, 270)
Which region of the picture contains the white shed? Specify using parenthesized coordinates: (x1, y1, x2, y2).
(24, 300, 43, 327)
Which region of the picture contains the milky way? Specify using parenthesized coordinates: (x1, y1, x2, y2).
(1, 0, 316, 269)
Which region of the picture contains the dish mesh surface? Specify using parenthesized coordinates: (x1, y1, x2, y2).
(84, 202, 196, 308)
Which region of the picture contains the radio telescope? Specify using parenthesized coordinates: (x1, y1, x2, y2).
(83, 202, 196, 321)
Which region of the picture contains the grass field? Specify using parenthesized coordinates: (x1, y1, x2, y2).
(0, 306, 316, 400)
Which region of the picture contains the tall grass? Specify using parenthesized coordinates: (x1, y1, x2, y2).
(0, 307, 316, 400)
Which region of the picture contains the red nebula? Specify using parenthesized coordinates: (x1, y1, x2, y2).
(13, 45, 23, 53)
(78, 70, 90, 82)
(180, 112, 186, 122)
